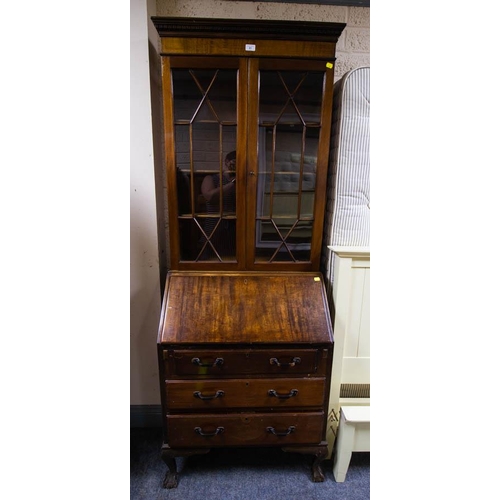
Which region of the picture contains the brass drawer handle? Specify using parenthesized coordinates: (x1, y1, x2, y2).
(267, 425, 296, 436)
(191, 357, 224, 367)
(194, 426, 225, 437)
(193, 390, 225, 400)
(268, 389, 298, 399)
(270, 357, 301, 368)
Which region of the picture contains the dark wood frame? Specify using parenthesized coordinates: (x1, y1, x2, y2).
(156, 271, 335, 488)
(153, 17, 346, 272)
(151, 17, 345, 43)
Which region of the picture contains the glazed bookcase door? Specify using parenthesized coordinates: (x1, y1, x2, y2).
(163, 57, 248, 270)
(163, 56, 334, 271)
(246, 59, 334, 271)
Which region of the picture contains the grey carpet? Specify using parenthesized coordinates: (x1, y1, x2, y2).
(131, 428, 370, 499)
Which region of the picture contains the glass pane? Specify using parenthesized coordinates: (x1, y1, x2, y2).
(256, 69, 323, 263)
(172, 67, 238, 262)
(198, 214, 237, 261)
(172, 70, 200, 122)
(292, 73, 323, 125)
(173, 69, 238, 123)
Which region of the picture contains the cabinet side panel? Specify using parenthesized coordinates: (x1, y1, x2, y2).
(161, 57, 180, 267)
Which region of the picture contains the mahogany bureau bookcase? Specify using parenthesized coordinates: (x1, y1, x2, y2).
(151, 17, 346, 488)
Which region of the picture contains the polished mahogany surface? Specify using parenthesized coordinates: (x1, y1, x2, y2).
(159, 272, 333, 344)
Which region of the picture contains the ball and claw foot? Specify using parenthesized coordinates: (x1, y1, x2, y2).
(311, 446, 327, 482)
(312, 464, 325, 482)
(161, 447, 178, 489)
(161, 445, 210, 489)
(282, 444, 328, 483)
(162, 471, 179, 489)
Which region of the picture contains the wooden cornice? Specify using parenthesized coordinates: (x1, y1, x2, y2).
(151, 17, 346, 43)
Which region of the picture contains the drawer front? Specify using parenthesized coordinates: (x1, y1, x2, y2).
(166, 349, 322, 377)
(166, 378, 325, 410)
(167, 412, 324, 448)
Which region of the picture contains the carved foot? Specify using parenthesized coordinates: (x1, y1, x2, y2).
(161, 445, 178, 489)
(160, 444, 211, 488)
(163, 471, 179, 489)
(282, 443, 328, 483)
(312, 460, 325, 482)
(312, 446, 327, 482)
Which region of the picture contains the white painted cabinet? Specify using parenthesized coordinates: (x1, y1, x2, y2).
(326, 246, 370, 457)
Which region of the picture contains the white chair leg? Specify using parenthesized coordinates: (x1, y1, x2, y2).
(332, 413, 355, 482)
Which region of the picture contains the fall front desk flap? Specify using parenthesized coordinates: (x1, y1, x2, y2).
(159, 272, 333, 345)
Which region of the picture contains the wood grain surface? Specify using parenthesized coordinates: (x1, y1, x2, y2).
(159, 272, 333, 344)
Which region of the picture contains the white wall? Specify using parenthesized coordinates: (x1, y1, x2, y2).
(131, 0, 161, 404)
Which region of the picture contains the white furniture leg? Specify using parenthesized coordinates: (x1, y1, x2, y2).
(333, 406, 370, 482)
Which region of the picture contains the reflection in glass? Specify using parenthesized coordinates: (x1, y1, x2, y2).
(199, 150, 237, 260)
(172, 68, 238, 262)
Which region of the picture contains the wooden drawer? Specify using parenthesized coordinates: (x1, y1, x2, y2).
(165, 349, 322, 377)
(166, 377, 325, 410)
(166, 412, 324, 448)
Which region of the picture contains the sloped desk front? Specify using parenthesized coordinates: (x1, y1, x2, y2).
(157, 271, 334, 488)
